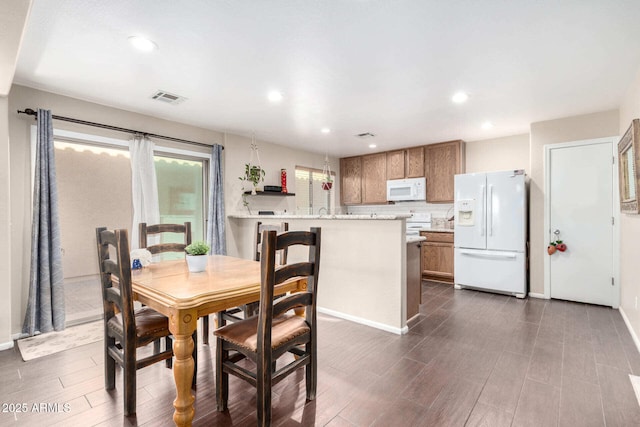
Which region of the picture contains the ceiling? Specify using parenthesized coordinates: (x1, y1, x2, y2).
(12, 0, 640, 157)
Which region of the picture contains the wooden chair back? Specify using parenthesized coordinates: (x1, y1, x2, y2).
(215, 227, 321, 425)
(258, 228, 321, 342)
(96, 227, 136, 336)
(254, 221, 288, 264)
(139, 222, 192, 255)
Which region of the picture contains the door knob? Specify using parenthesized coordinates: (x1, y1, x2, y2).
(553, 229, 560, 236)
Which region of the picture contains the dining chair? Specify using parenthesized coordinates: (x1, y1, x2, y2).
(220, 221, 290, 324)
(215, 227, 321, 426)
(254, 221, 289, 263)
(95, 227, 175, 416)
(139, 222, 192, 255)
(139, 222, 209, 347)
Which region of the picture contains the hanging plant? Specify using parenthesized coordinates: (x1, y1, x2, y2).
(238, 137, 264, 195)
(321, 155, 333, 191)
(244, 164, 265, 187)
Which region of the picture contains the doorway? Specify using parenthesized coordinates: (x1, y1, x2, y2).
(544, 137, 619, 307)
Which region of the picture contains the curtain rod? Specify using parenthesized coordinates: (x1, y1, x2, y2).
(16, 108, 223, 150)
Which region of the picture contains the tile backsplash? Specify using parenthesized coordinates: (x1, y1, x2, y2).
(346, 201, 454, 220)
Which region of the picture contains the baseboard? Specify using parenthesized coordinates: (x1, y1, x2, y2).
(528, 292, 547, 299)
(619, 307, 640, 354)
(0, 340, 14, 351)
(317, 307, 408, 335)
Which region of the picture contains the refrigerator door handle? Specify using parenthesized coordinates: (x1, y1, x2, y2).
(459, 250, 517, 259)
(488, 185, 493, 236)
(481, 185, 486, 236)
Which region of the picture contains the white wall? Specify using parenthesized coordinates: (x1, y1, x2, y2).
(465, 133, 530, 174)
(0, 96, 12, 348)
(618, 66, 640, 341)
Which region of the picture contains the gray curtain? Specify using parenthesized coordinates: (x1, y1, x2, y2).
(22, 109, 65, 336)
(206, 144, 226, 254)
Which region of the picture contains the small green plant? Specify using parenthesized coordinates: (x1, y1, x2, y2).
(185, 240, 210, 256)
(239, 164, 265, 187)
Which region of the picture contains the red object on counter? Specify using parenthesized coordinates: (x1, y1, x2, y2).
(281, 169, 287, 193)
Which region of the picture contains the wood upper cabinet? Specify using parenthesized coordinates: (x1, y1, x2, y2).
(386, 150, 405, 180)
(420, 231, 454, 283)
(362, 153, 387, 204)
(406, 147, 425, 178)
(425, 140, 465, 203)
(386, 147, 424, 180)
(340, 156, 363, 205)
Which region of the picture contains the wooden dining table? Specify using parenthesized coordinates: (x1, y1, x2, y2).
(130, 255, 308, 427)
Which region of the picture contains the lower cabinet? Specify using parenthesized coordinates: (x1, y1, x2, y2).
(420, 231, 454, 283)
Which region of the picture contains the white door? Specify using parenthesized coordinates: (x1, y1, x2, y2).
(487, 171, 527, 252)
(548, 140, 615, 306)
(454, 173, 486, 250)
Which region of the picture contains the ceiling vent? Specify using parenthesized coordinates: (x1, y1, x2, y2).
(150, 90, 187, 105)
(356, 132, 375, 138)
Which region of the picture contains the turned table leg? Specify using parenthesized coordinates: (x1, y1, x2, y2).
(170, 310, 197, 427)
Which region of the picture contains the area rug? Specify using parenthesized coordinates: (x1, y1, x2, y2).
(17, 321, 103, 361)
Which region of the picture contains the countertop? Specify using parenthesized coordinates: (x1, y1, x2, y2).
(228, 214, 412, 220)
(406, 236, 427, 244)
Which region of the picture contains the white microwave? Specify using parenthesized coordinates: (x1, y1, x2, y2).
(386, 177, 426, 202)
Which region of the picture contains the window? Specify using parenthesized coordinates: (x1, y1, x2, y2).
(52, 138, 208, 268)
(154, 154, 206, 260)
(295, 166, 336, 214)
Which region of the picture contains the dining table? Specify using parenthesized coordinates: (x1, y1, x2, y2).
(130, 254, 308, 427)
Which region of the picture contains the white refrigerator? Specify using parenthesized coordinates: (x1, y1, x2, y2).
(454, 170, 527, 297)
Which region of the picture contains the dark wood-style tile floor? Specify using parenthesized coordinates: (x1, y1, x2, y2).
(2, 281, 640, 426)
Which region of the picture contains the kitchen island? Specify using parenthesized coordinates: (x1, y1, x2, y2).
(227, 214, 416, 334)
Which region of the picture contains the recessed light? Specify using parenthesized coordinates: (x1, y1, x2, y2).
(267, 91, 283, 103)
(128, 36, 158, 52)
(369, 144, 377, 149)
(452, 91, 469, 104)
(481, 121, 493, 130)
(321, 128, 331, 134)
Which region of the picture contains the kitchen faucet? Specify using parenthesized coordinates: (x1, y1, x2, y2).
(318, 207, 328, 215)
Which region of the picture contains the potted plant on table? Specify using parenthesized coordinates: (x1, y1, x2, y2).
(185, 240, 210, 272)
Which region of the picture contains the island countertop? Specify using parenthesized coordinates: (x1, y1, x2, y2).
(228, 213, 411, 220)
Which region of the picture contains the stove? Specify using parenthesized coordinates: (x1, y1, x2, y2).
(406, 212, 432, 236)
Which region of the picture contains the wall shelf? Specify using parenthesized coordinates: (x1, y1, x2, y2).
(244, 191, 295, 196)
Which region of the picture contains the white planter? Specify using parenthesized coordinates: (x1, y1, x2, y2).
(186, 254, 208, 273)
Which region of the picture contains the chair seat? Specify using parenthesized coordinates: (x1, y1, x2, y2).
(107, 306, 170, 341)
(214, 313, 309, 352)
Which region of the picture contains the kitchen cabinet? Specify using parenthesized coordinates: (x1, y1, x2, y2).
(361, 153, 387, 204)
(386, 150, 405, 180)
(406, 147, 425, 178)
(420, 231, 454, 283)
(386, 147, 424, 180)
(340, 156, 362, 205)
(425, 140, 465, 203)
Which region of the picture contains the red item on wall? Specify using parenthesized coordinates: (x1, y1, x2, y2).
(281, 169, 287, 193)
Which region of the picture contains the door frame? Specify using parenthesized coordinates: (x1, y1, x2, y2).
(543, 136, 620, 307)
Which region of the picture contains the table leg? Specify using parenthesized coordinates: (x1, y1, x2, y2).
(170, 310, 197, 427)
(293, 278, 308, 318)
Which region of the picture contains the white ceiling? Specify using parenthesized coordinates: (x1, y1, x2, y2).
(12, 0, 640, 157)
